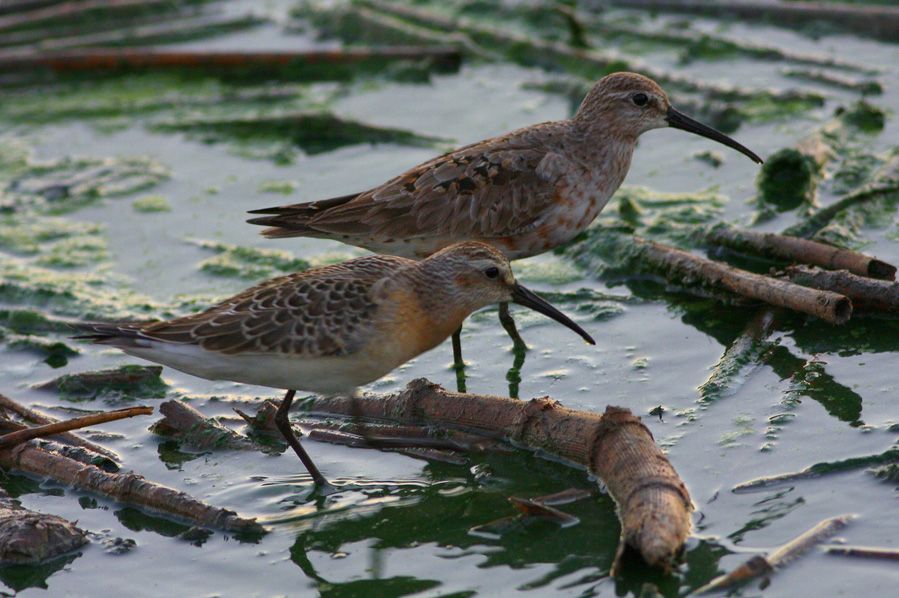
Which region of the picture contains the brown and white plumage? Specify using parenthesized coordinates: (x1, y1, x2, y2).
(75, 242, 593, 395)
(248, 72, 762, 260)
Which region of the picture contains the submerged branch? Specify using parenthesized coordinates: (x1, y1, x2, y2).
(304, 378, 693, 571)
(695, 514, 854, 594)
(825, 545, 899, 562)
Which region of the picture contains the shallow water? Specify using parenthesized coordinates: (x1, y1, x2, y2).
(1, 1, 897, 596)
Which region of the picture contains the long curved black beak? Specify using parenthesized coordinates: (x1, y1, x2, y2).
(666, 107, 763, 164)
(510, 283, 595, 345)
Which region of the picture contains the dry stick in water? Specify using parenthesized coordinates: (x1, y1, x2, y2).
(0, 443, 263, 534)
(623, 235, 852, 324)
(306, 378, 693, 571)
(0, 392, 119, 460)
(785, 266, 899, 312)
(694, 514, 854, 594)
(0, 46, 463, 72)
(153, 400, 259, 451)
(706, 223, 896, 280)
(0, 406, 152, 449)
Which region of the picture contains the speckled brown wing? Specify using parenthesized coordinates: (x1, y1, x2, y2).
(251, 124, 572, 242)
(133, 255, 410, 357)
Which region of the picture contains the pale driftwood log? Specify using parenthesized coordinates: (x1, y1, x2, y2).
(707, 224, 896, 280)
(0, 488, 87, 565)
(0, 393, 119, 460)
(305, 379, 693, 571)
(621, 235, 852, 324)
(0, 443, 263, 534)
(694, 514, 854, 594)
(0, 46, 463, 72)
(605, 0, 899, 42)
(0, 406, 152, 449)
(785, 265, 899, 312)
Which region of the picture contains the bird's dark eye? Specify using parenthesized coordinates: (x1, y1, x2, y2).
(632, 93, 648, 107)
(484, 267, 500, 279)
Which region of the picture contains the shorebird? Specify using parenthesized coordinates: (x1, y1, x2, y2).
(247, 72, 762, 368)
(74, 242, 593, 486)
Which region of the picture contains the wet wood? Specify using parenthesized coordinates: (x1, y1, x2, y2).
(606, 1, 899, 42)
(617, 235, 852, 324)
(706, 223, 896, 280)
(695, 514, 854, 594)
(153, 399, 258, 451)
(0, 442, 263, 534)
(0, 46, 463, 72)
(785, 266, 899, 312)
(0, 392, 118, 460)
(0, 406, 152, 449)
(0, 488, 87, 565)
(305, 378, 693, 571)
(35, 365, 165, 394)
(825, 545, 899, 562)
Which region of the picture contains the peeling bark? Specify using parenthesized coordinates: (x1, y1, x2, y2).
(785, 265, 899, 312)
(0, 489, 87, 565)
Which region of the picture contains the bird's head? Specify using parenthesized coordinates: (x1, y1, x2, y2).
(421, 242, 595, 345)
(576, 72, 763, 164)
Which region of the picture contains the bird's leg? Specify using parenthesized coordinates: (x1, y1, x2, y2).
(451, 326, 467, 394)
(499, 302, 527, 352)
(275, 389, 328, 487)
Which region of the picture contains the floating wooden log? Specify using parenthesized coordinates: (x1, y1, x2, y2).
(582, 233, 853, 324)
(304, 378, 693, 571)
(706, 223, 896, 280)
(825, 545, 899, 562)
(785, 265, 899, 312)
(0, 46, 463, 73)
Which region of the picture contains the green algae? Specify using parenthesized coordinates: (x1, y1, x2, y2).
(191, 239, 310, 280)
(39, 365, 169, 401)
(258, 180, 298, 195)
(3, 333, 79, 368)
(693, 150, 723, 168)
(838, 100, 887, 133)
(35, 236, 109, 268)
(132, 194, 171, 212)
(152, 111, 445, 163)
(0, 309, 71, 335)
(756, 148, 819, 210)
(3, 154, 170, 213)
(0, 216, 104, 256)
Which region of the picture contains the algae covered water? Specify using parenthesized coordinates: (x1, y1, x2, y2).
(0, 1, 897, 596)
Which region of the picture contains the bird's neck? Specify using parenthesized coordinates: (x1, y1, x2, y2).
(400, 264, 481, 335)
(562, 121, 638, 182)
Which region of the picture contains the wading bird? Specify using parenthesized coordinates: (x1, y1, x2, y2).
(248, 72, 762, 371)
(75, 242, 594, 487)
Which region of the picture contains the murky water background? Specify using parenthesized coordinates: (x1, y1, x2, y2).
(1, 1, 897, 596)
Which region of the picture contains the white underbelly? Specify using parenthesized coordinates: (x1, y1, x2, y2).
(122, 342, 388, 394)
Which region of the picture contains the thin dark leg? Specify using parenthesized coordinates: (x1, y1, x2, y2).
(499, 302, 527, 352)
(451, 326, 466, 394)
(275, 389, 327, 487)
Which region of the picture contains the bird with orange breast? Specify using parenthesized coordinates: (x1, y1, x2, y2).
(248, 72, 763, 368)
